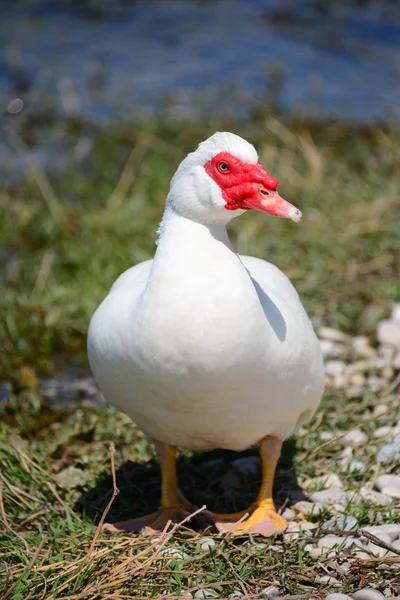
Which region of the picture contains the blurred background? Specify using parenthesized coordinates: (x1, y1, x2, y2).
(0, 0, 399, 383)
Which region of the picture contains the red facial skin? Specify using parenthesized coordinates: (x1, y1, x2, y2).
(204, 152, 302, 222)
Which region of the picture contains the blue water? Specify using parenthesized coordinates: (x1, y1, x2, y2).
(1, 0, 399, 124)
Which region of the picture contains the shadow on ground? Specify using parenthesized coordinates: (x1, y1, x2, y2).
(76, 438, 305, 530)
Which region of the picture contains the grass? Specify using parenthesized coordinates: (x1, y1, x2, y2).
(1, 387, 399, 598)
(0, 113, 400, 598)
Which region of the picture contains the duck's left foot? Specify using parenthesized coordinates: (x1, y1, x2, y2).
(214, 505, 287, 537)
(103, 505, 195, 533)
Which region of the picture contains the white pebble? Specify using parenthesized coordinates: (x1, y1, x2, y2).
(340, 446, 353, 468)
(200, 537, 216, 551)
(380, 483, 400, 499)
(343, 536, 365, 549)
(325, 360, 347, 377)
(326, 594, 354, 600)
(367, 357, 386, 369)
(375, 475, 400, 499)
(362, 524, 400, 542)
(285, 520, 316, 536)
(375, 474, 400, 490)
(393, 421, 400, 436)
(373, 426, 393, 438)
(350, 460, 366, 473)
(228, 590, 243, 599)
(320, 339, 345, 358)
(317, 535, 347, 549)
(367, 376, 387, 392)
(260, 586, 280, 598)
(342, 429, 368, 447)
(353, 335, 376, 358)
(367, 539, 391, 558)
(284, 525, 314, 541)
(305, 473, 343, 489)
(317, 535, 362, 551)
(391, 304, 400, 322)
(293, 500, 324, 516)
(377, 320, 400, 347)
(376, 443, 400, 463)
(353, 588, 385, 600)
(308, 546, 325, 559)
(310, 488, 346, 505)
(345, 490, 362, 503)
(315, 575, 340, 585)
(373, 404, 390, 417)
(281, 507, 295, 520)
(299, 521, 318, 531)
(194, 589, 218, 599)
(333, 374, 347, 388)
(359, 487, 392, 506)
(319, 327, 349, 343)
(354, 550, 372, 559)
(159, 547, 185, 560)
(379, 344, 396, 360)
(320, 431, 335, 441)
(349, 372, 366, 386)
(321, 515, 358, 531)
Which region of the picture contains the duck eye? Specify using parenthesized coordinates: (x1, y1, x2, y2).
(218, 162, 230, 173)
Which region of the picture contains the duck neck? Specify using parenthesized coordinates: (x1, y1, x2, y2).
(144, 205, 249, 297)
(157, 204, 234, 252)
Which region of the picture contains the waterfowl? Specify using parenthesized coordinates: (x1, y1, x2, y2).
(88, 132, 325, 536)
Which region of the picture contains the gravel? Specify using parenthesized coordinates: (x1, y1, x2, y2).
(317, 535, 350, 549)
(293, 500, 324, 516)
(342, 429, 368, 447)
(375, 475, 400, 499)
(376, 443, 400, 463)
(362, 523, 400, 542)
(352, 589, 385, 600)
(315, 575, 340, 586)
(305, 473, 343, 489)
(260, 586, 280, 598)
(321, 515, 358, 531)
(376, 320, 400, 347)
(310, 488, 347, 505)
(199, 537, 216, 551)
(326, 360, 347, 377)
(359, 487, 392, 506)
(194, 590, 218, 599)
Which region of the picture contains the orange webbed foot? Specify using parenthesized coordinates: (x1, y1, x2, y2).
(215, 504, 287, 537)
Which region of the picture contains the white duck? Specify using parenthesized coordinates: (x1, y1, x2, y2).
(88, 132, 325, 536)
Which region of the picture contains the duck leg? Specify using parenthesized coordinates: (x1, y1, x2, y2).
(103, 441, 195, 533)
(214, 436, 287, 536)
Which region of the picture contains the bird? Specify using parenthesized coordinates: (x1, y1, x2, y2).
(87, 132, 325, 537)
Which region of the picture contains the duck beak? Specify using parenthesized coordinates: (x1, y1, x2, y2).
(242, 189, 302, 223)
